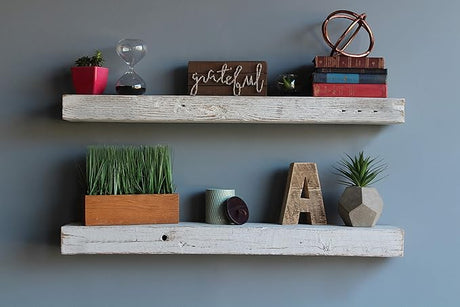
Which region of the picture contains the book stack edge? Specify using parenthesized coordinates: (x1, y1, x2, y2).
(312, 55, 387, 98)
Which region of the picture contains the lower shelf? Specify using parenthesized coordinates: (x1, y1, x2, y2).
(61, 223, 404, 257)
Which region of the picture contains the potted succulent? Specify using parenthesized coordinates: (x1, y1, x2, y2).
(71, 50, 109, 94)
(276, 73, 298, 95)
(334, 151, 387, 227)
(85, 145, 178, 226)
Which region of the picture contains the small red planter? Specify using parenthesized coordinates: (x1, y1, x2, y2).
(71, 66, 109, 94)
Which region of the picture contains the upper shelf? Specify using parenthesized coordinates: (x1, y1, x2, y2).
(62, 95, 405, 125)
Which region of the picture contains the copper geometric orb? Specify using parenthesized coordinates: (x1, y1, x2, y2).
(322, 10, 375, 58)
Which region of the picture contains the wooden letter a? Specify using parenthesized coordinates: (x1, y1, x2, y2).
(279, 163, 327, 225)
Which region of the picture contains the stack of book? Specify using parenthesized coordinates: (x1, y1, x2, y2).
(312, 55, 387, 98)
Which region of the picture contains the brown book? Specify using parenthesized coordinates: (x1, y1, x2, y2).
(314, 56, 384, 69)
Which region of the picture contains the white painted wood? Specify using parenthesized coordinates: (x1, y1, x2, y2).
(62, 95, 405, 124)
(61, 223, 404, 257)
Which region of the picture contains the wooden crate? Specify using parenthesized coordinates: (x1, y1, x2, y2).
(85, 194, 179, 226)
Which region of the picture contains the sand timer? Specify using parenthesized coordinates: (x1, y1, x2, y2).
(115, 39, 147, 95)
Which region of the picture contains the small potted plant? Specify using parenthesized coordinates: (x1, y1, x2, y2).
(334, 151, 387, 227)
(85, 145, 179, 226)
(71, 50, 109, 94)
(276, 73, 298, 95)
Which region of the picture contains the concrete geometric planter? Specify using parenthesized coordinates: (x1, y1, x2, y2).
(338, 186, 383, 227)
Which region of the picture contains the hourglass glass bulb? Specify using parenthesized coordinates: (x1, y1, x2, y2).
(115, 38, 147, 95)
(116, 39, 147, 67)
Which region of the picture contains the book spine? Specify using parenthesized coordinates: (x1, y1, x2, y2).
(312, 83, 387, 98)
(315, 68, 387, 74)
(314, 56, 384, 69)
(312, 73, 387, 84)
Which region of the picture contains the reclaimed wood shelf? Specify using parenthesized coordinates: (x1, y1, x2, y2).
(61, 223, 404, 257)
(62, 95, 405, 125)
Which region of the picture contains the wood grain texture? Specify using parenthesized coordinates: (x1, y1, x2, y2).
(61, 222, 405, 257)
(85, 194, 179, 226)
(280, 163, 327, 225)
(62, 95, 405, 124)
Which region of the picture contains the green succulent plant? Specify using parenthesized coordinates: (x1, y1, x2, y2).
(75, 50, 104, 67)
(281, 76, 295, 90)
(277, 74, 297, 91)
(86, 145, 175, 195)
(334, 151, 387, 187)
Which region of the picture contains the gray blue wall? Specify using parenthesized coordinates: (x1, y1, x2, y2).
(1, 0, 458, 306)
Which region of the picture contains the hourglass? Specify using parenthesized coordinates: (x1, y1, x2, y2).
(115, 39, 147, 95)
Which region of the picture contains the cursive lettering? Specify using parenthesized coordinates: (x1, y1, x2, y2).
(190, 62, 265, 96)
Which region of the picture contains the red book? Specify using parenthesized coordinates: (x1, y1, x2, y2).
(313, 83, 387, 98)
(314, 56, 384, 69)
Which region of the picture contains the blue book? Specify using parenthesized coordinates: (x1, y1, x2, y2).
(312, 73, 387, 84)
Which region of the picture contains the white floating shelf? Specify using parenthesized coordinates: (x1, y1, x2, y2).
(61, 223, 404, 257)
(62, 95, 405, 125)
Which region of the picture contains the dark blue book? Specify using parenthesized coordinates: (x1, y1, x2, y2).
(312, 72, 387, 84)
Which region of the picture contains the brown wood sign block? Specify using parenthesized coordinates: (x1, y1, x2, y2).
(85, 194, 179, 226)
(187, 61, 267, 96)
(279, 163, 327, 225)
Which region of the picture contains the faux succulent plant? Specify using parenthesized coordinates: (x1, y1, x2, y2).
(75, 50, 104, 67)
(334, 151, 387, 187)
(277, 74, 297, 92)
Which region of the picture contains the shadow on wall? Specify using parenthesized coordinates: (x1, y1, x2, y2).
(8, 155, 86, 251)
(9, 246, 392, 304)
(42, 66, 75, 120)
(184, 191, 206, 222)
(173, 66, 189, 95)
(46, 157, 85, 247)
(183, 169, 288, 224)
(260, 168, 288, 223)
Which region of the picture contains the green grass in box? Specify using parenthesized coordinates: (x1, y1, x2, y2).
(86, 145, 175, 195)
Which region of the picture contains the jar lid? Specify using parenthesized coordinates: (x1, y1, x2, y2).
(226, 196, 249, 225)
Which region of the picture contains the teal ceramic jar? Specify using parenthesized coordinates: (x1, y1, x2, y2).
(205, 188, 235, 224)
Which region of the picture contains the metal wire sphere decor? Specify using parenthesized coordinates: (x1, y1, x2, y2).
(322, 10, 375, 58)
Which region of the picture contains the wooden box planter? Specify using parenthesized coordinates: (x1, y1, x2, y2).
(85, 194, 179, 226)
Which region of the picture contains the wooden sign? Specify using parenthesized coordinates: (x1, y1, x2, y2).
(188, 61, 267, 96)
(279, 163, 327, 225)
